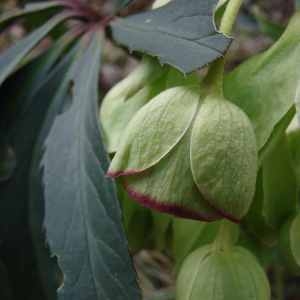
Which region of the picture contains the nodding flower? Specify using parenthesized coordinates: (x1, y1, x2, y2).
(177, 244, 270, 300)
(107, 85, 258, 223)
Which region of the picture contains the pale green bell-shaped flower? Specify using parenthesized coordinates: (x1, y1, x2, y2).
(108, 86, 257, 222)
(177, 245, 270, 300)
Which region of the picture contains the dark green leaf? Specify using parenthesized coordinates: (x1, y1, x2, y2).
(0, 38, 78, 299)
(110, 0, 231, 73)
(0, 12, 71, 86)
(40, 32, 140, 300)
(0, 36, 76, 244)
(0, 1, 64, 32)
(29, 48, 81, 300)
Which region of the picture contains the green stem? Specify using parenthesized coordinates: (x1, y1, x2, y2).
(219, 0, 243, 36)
(213, 220, 239, 252)
(203, 0, 243, 95)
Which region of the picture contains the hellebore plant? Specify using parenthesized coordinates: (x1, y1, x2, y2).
(1, 0, 300, 299)
(106, 0, 257, 223)
(102, 0, 300, 299)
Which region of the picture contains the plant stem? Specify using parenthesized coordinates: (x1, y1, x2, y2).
(219, 0, 243, 36)
(203, 0, 243, 95)
(213, 220, 239, 252)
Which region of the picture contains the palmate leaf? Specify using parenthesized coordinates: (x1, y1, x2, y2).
(29, 47, 83, 300)
(0, 1, 64, 32)
(38, 32, 140, 300)
(0, 12, 73, 86)
(110, 0, 231, 73)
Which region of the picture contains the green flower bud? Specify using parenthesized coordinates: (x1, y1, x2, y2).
(108, 87, 257, 222)
(100, 56, 167, 153)
(177, 245, 270, 300)
(279, 213, 300, 274)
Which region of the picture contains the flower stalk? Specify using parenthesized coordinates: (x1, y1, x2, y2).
(203, 0, 244, 95)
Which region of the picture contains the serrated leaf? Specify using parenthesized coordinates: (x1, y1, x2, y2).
(0, 12, 72, 86)
(0, 36, 77, 300)
(40, 32, 140, 300)
(0, 1, 63, 32)
(225, 12, 300, 150)
(0, 35, 76, 245)
(110, 0, 231, 73)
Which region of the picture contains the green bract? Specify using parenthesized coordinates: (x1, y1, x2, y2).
(108, 86, 258, 222)
(177, 245, 270, 300)
(191, 95, 257, 220)
(100, 56, 166, 153)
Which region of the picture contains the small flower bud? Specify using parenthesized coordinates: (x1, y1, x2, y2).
(177, 245, 270, 300)
(100, 56, 167, 153)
